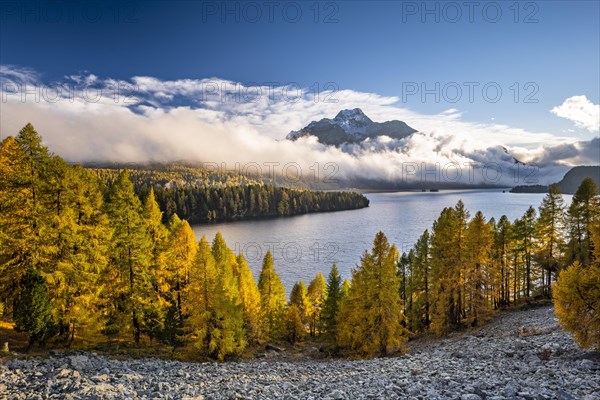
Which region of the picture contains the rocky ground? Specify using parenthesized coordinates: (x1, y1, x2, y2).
(1, 306, 598, 400)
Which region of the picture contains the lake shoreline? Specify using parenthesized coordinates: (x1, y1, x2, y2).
(358, 187, 512, 194)
(191, 190, 573, 292)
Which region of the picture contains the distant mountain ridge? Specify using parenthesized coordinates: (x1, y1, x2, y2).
(511, 166, 600, 194)
(285, 109, 596, 190)
(286, 108, 418, 145)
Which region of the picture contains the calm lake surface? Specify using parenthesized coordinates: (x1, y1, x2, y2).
(192, 189, 572, 291)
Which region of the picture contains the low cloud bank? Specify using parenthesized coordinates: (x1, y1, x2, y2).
(1, 65, 598, 187)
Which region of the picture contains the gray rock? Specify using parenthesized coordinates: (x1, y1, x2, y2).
(326, 389, 346, 399)
(557, 389, 579, 400)
(68, 355, 90, 370)
(503, 384, 520, 397)
(461, 395, 482, 400)
(0, 306, 598, 400)
(578, 359, 595, 370)
(517, 391, 536, 400)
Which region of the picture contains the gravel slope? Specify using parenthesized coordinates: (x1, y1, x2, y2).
(1, 306, 599, 400)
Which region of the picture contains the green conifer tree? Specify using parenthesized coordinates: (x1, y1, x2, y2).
(566, 178, 598, 267)
(536, 184, 565, 296)
(102, 170, 152, 343)
(321, 264, 343, 337)
(14, 268, 56, 350)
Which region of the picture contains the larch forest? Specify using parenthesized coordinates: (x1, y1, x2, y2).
(1, 124, 599, 361)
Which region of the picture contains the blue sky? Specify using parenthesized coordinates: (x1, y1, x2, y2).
(0, 0, 599, 184)
(1, 0, 598, 137)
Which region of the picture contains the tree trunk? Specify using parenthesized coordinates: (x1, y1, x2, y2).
(133, 310, 140, 344)
(26, 335, 35, 352)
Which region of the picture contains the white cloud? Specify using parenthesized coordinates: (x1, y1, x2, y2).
(1, 65, 598, 187)
(551, 95, 600, 132)
(0, 65, 38, 84)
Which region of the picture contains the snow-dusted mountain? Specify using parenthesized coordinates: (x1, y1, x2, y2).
(286, 108, 418, 145)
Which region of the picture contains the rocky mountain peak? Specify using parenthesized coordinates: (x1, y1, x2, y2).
(333, 108, 372, 124)
(286, 109, 417, 146)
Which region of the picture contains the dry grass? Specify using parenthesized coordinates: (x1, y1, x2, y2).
(0, 322, 347, 362)
(0, 321, 188, 360)
(0, 320, 30, 354)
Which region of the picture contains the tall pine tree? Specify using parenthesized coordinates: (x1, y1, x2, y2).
(337, 232, 407, 357)
(492, 215, 512, 306)
(14, 268, 56, 350)
(236, 254, 262, 344)
(258, 250, 287, 341)
(429, 202, 469, 335)
(188, 236, 245, 360)
(307, 272, 327, 336)
(102, 170, 152, 343)
(0, 136, 36, 308)
(536, 184, 565, 296)
(513, 206, 537, 298)
(409, 230, 431, 333)
(287, 281, 310, 343)
(566, 178, 598, 267)
(321, 264, 343, 338)
(465, 211, 493, 326)
(163, 216, 197, 345)
(141, 189, 169, 341)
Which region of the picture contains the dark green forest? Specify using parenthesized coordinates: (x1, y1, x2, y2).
(149, 185, 369, 223)
(89, 166, 369, 223)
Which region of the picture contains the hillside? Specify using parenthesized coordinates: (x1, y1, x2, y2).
(87, 163, 264, 190)
(86, 162, 354, 191)
(556, 166, 600, 194)
(511, 166, 600, 194)
(87, 165, 369, 223)
(2, 306, 598, 399)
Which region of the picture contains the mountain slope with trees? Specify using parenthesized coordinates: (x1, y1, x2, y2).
(89, 166, 369, 224)
(1, 123, 598, 363)
(511, 165, 600, 194)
